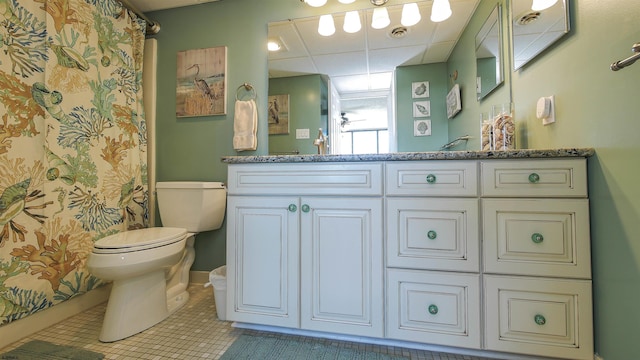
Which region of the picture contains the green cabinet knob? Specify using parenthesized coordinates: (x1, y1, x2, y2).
(534, 314, 546, 325)
(426, 174, 437, 183)
(301, 204, 310, 213)
(428, 304, 438, 315)
(288, 204, 297, 212)
(531, 233, 544, 243)
(528, 173, 540, 183)
(427, 230, 437, 240)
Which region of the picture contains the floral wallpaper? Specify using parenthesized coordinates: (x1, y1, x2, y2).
(0, 0, 148, 325)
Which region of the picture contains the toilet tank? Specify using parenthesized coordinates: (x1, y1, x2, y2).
(156, 182, 227, 232)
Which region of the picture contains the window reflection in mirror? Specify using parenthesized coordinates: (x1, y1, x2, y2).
(511, 0, 570, 70)
(337, 95, 390, 154)
(475, 4, 503, 101)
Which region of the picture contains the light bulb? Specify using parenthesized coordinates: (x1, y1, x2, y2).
(371, 7, 390, 30)
(267, 40, 281, 52)
(304, 0, 327, 7)
(343, 11, 361, 33)
(401, 3, 421, 27)
(531, 0, 558, 11)
(430, 0, 452, 22)
(318, 14, 335, 36)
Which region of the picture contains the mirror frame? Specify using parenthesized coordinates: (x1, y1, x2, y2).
(475, 4, 503, 101)
(511, 0, 570, 70)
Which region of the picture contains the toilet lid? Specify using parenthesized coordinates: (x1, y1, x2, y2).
(93, 227, 187, 254)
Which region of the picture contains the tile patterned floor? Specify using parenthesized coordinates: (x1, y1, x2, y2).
(0, 284, 492, 360)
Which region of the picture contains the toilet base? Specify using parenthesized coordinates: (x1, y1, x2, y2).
(98, 234, 197, 342)
(99, 270, 169, 342)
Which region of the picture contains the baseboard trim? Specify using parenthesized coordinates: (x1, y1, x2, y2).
(0, 284, 111, 350)
(190, 270, 210, 284)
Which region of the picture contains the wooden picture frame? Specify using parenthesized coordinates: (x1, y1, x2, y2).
(176, 46, 227, 117)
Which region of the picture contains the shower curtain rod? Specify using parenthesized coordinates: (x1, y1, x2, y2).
(119, 0, 161, 34)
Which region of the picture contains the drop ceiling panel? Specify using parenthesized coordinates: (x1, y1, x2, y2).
(313, 51, 368, 77)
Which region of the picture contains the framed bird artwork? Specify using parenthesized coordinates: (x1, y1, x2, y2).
(267, 94, 290, 135)
(176, 46, 227, 117)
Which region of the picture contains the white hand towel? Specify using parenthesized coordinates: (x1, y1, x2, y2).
(233, 99, 257, 151)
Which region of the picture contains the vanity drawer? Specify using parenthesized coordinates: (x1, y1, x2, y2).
(386, 198, 479, 272)
(386, 161, 478, 197)
(481, 159, 587, 197)
(482, 199, 591, 278)
(484, 275, 593, 360)
(387, 269, 480, 349)
(227, 162, 383, 196)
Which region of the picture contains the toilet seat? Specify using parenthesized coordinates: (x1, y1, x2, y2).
(93, 227, 187, 254)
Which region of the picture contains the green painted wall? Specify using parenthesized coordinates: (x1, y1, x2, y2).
(149, 1, 640, 358)
(396, 63, 449, 151)
(269, 75, 326, 155)
(447, 0, 511, 151)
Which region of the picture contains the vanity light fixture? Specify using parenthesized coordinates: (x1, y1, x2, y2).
(338, 0, 356, 3)
(318, 14, 336, 36)
(430, 0, 452, 22)
(401, 3, 421, 27)
(303, 0, 327, 7)
(343, 11, 361, 33)
(371, 7, 390, 29)
(267, 39, 282, 52)
(531, 0, 558, 11)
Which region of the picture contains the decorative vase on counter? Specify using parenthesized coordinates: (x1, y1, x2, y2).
(491, 103, 515, 150)
(480, 112, 493, 151)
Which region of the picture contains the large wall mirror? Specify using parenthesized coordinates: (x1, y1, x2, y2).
(267, 0, 480, 154)
(511, 0, 570, 70)
(475, 4, 503, 101)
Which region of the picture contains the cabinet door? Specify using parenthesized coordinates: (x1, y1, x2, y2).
(300, 197, 384, 337)
(226, 196, 299, 328)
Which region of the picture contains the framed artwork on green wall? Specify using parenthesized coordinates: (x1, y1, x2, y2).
(412, 81, 429, 98)
(446, 84, 462, 119)
(176, 46, 227, 117)
(413, 101, 431, 117)
(268, 94, 290, 135)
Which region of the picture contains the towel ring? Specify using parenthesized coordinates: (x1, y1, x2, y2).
(236, 83, 256, 101)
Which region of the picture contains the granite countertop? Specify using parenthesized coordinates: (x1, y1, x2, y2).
(221, 148, 595, 164)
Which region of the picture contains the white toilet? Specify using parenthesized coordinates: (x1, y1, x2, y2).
(87, 181, 226, 342)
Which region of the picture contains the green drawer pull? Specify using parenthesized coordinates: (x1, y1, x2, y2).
(528, 173, 540, 183)
(534, 314, 546, 325)
(428, 304, 438, 315)
(426, 174, 437, 183)
(301, 204, 310, 213)
(427, 230, 437, 240)
(531, 233, 544, 244)
(288, 204, 297, 212)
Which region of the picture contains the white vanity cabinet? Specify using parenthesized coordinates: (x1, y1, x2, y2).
(481, 159, 593, 360)
(385, 161, 482, 349)
(225, 154, 594, 360)
(226, 163, 384, 337)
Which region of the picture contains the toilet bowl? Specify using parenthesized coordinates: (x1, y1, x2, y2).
(87, 182, 226, 342)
